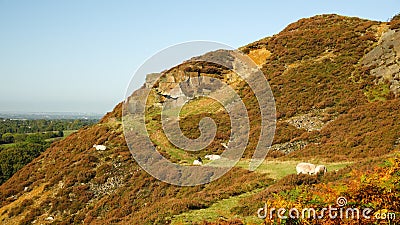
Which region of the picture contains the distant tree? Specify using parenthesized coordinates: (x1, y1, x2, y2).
(42, 132, 56, 139)
(0, 142, 47, 184)
(13, 133, 28, 143)
(25, 134, 45, 144)
(57, 130, 64, 137)
(2, 133, 14, 144)
(0, 118, 98, 134)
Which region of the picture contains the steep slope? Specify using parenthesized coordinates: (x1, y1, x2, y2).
(0, 14, 399, 225)
(0, 114, 272, 224)
(241, 14, 399, 160)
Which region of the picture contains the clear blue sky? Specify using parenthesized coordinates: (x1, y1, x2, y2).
(0, 0, 398, 114)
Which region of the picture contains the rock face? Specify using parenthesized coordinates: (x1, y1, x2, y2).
(144, 50, 245, 109)
(145, 73, 160, 88)
(361, 29, 400, 96)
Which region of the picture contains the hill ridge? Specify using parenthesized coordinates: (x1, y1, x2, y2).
(0, 14, 399, 224)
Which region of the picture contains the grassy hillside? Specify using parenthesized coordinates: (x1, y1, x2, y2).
(0, 14, 399, 225)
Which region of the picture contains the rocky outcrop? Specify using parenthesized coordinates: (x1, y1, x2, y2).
(145, 73, 160, 88)
(361, 29, 400, 96)
(89, 175, 123, 198)
(269, 140, 308, 154)
(285, 113, 325, 131)
(144, 50, 246, 109)
(284, 108, 335, 131)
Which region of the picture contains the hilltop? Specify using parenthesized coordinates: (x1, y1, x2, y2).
(0, 14, 399, 224)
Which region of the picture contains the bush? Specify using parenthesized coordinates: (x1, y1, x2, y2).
(2, 133, 14, 144)
(13, 133, 28, 142)
(0, 142, 47, 184)
(390, 13, 400, 29)
(25, 134, 45, 144)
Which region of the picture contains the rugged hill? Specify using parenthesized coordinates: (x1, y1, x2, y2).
(0, 14, 399, 224)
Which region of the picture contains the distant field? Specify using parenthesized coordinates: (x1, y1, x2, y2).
(0, 143, 17, 148)
(63, 130, 77, 137)
(0, 127, 84, 184)
(44, 130, 77, 142)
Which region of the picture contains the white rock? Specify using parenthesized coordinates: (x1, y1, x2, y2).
(93, 144, 107, 151)
(45, 216, 54, 221)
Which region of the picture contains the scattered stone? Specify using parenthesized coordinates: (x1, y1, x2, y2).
(394, 137, 400, 148)
(285, 113, 324, 131)
(269, 140, 308, 154)
(89, 176, 123, 197)
(93, 144, 107, 151)
(45, 216, 54, 221)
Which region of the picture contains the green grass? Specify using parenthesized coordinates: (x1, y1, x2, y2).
(171, 189, 264, 225)
(179, 97, 224, 117)
(45, 137, 63, 142)
(0, 143, 17, 148)
(365, 83, 391, 102)
(170, 159, 352, 224)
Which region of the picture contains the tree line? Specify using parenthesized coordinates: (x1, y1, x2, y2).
(0, 118, 97, 134)
(0, 118, 98, 184)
